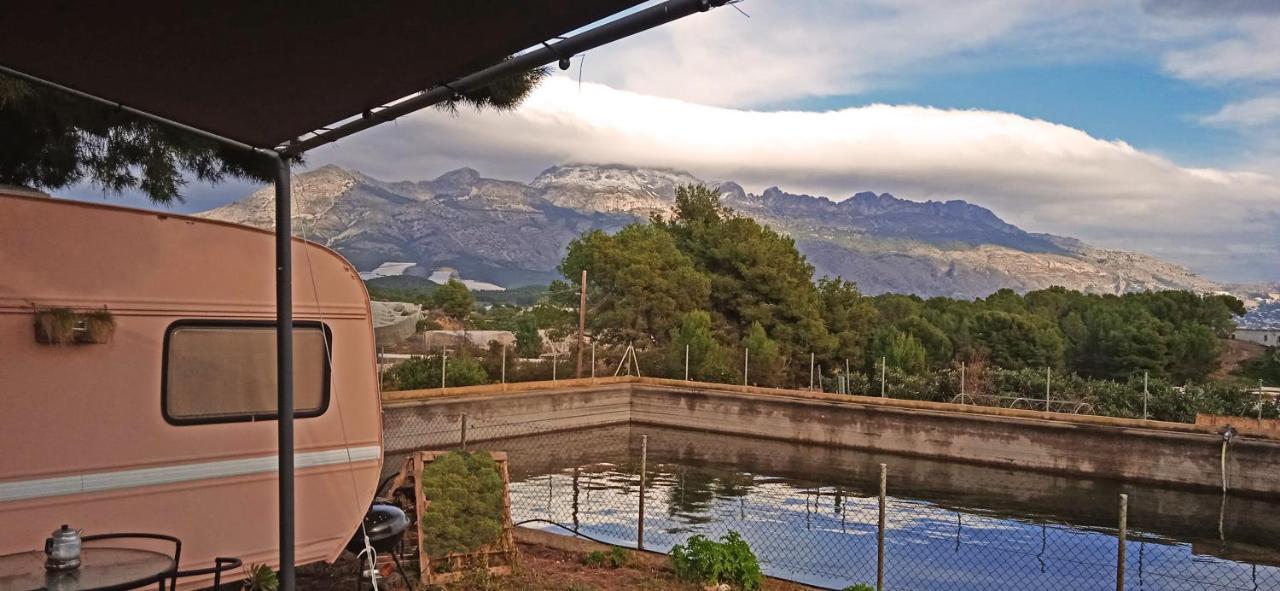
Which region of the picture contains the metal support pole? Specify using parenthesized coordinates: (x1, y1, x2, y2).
(845, 359, 851, 393)
(1259, 380, 1265, 420)
(877, 463, 887, 591)
(272, 157, 296, 591)
(591, 342, 596, 380)
(1045, 367, 1052, 412)
(960, 362, 966, 404)
(1117, 493, 1128, 591)
(638, 434, 648, 550)
(744, 348, 749, 386)
(552, 353, 558, 383)
(577, 269, 587, 378)
(880, 357, 887, 398)
(810, 352, 815, 390)
(441, 350, 447, 390)
(501, 343, 507, 384)
(1143, 372, 1149, 420)
(460, 414, 468, 451)
(685, 344, 690, 381)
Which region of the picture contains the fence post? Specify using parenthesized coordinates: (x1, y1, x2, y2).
(591, 342, 596, 381)
(460, 413, 468, 451)
(810, 352, 815, 390)
(960, 362, 966, 404)
(501, 343, 507, 386)
(685, 344, 690, 381)
(1142, 371, 1148, 420)
(1116, 493, 1128, 591)
(878, 463, 887, 591)
(441, 350, 447, 390)
(638, 434, 648, 551)
(1259, 380, 1265, 420)
(1045, 367, 1051, 412)
(744, 348, 749, 386)
(880, 357, 887, 398)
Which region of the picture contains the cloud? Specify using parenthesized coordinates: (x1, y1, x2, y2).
(560, 0, 1120, 107)
(1162, 20, 1280, 83)
(1203, 95, 1280, 128)
(313, 78, 1280, 281)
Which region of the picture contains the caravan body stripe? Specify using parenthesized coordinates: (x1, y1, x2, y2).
(0, 445, 381, 502)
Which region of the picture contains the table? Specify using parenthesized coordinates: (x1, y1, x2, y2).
(0, 542, 176, 591)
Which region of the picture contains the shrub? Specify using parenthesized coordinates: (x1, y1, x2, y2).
(669, 531, 763, 591)
(242, 564, 279, 591)
(382, 353, 488, 390)
(842, 585, 874, 591)
(420, 451, 506, 562)
(581, 547, 630, 569)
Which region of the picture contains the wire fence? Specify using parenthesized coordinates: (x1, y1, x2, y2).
(383, 412, 1280, 591)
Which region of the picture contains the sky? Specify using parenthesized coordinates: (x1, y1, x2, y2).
(66, 0, 1280, 282)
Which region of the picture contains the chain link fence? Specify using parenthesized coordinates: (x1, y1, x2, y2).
(382, 412, 1280, 591)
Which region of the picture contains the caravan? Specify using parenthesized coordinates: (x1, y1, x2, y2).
(0, 191, 382, 586)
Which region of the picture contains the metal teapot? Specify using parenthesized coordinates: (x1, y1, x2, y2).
(44, 524, 82, 571)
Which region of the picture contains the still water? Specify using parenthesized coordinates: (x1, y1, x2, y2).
(475, 425, 1280, 590)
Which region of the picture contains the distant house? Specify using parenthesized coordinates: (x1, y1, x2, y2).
(1234, 328, 1280, 347)
(423, 330, 515, 350)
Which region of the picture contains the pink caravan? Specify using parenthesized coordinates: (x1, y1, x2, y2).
(0, 190, 383, 588)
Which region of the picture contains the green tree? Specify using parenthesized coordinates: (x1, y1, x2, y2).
(561, 224, 710, 345)
(657, 184, 833, 374)
(742, 322, 784, 387)
(818, 277, 879, 373)
(971, 310, 1065, 370)
(668, 310, 735, 382)
(513, 318, 543, 359)
(872, 329, 928, 375)
(431, 278, 474, 321)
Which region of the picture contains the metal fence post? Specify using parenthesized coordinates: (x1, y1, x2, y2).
(960, 362, 966, 404)
(460, 413, 468, 451)
(878, 463, 887, 591)
(685, 344, 690, 381)
(1142, 371, 1149, 420)
(744, 348, 749, 386)
(810, 352, 815, 390)
(501, 343, 507, 385)
(638, 434, 648, 551)
(1045, 367, 1051, 412)
(880, 357, 887, 398)
(1117, 493, 1128, 591)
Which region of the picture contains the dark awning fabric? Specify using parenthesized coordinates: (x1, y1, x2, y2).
(0, 0, 643, 149)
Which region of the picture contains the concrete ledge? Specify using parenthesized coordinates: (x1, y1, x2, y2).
(382, 377, 1280, 495)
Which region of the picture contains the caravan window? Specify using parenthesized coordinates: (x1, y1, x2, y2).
(163, 321, 331, 425)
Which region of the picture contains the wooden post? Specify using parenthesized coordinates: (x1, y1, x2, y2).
(638, 434, 648, 550)
(1117, 493, 1128, 591)
(877, 463, 887, 591)
(576, 269, 586, 378)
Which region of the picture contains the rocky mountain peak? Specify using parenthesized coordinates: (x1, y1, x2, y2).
(432, 167, 482, 190)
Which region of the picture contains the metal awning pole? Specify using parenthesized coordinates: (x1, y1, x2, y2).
(272, 155, 296, 590)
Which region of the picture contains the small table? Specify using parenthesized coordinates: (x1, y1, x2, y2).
(0, 536, 178, 591)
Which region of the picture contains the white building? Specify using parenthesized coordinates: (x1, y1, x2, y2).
(1234, 328, 1280, 347)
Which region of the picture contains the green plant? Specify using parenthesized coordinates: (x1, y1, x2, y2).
(420, 451, 506, 563)
(242, 564, 279, 591)
(842, 585, 875, 591)
(669, 531, 763, 591)
(581, 547, 630, 569)
(34, 307, 76, 345)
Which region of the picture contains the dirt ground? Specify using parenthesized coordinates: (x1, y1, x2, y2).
(295, 537, 818, 591)
(1213, 338, 1266, 379)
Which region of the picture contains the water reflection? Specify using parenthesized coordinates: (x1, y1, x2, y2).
(406, 424, 1280, 590)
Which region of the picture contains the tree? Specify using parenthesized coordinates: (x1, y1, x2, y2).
(871, 328, 928, 375)
(742, 322, 784, 387)
(657, 184, 832, 371)
(561, 224, 710, 345)
(432, 278, 474, 321)
(817, 277, 879, 373)
(513, 318, 543, 359)
(0, 63, 545, 203)
(668, 310, 735, 382)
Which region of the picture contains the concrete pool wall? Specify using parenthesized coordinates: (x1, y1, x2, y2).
(381, 376, 1280, 497)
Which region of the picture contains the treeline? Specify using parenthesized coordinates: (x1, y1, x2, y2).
(551, 185, 1243, 387)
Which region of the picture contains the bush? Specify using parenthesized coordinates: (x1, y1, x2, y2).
(581, 547, 630, 569)
(420, 451, 505, 562)
(382, 352, 488, 390)
(670, 531, 763, 591)
(842, 585, 874, 591)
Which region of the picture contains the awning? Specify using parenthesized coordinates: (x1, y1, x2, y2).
(0, 0, 647, 149)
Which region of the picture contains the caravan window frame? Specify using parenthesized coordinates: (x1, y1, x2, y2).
(161, 319, 332, 426)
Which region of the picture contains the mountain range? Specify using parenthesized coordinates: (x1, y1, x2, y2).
(197, 163, 1218, 299)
